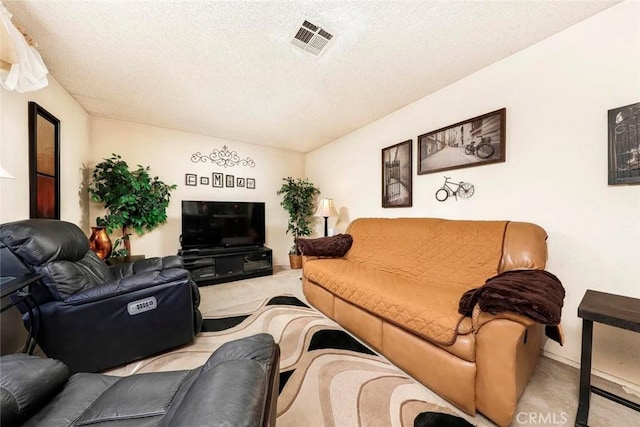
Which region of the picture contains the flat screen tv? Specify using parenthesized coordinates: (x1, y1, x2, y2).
(181, 201, 265, 249)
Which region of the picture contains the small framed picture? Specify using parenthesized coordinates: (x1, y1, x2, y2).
(225, 174, 235, 188)
(212, 172, 223, 188)
(200, 176, 209, 185)
(237, 177, 245, 187)
(185, 173, 197, 186)
(608, 102, 640, 185)
(247, 178, 255, 189)
(382, 140, 412, 208)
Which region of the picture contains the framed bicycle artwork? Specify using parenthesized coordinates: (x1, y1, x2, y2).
(608, 102, 639, 185)
(417, 108, 506, 175)
(382, 139, 412, 208)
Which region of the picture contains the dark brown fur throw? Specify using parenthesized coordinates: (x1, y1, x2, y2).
(296, 234, 353, 257)
(459, 270, 565, 326)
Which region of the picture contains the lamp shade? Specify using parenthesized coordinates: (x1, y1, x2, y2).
(0, 3, 49, 93)
(0, 165, 15, 179)
(314, 198, 338, 217)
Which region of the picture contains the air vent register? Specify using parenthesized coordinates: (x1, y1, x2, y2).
(291, 20, 334, 56)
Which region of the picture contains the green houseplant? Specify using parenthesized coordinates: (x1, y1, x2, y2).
(277, 177, 320, 268)
(88, 154, 177, 258)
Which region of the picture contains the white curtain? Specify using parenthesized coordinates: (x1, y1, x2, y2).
(0, 1, 48, 92)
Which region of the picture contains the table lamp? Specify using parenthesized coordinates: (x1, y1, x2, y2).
(314, 198, 338, 237)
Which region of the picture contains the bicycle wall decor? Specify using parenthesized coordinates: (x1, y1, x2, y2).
(435, 176, 475, 202)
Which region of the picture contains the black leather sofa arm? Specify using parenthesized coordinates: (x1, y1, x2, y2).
(109, 255, 184, 280)
(64, 268, 190, 305)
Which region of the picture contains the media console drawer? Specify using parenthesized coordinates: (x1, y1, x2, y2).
(179, 246, 272, 286)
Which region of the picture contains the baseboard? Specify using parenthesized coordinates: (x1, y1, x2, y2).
(542, 349, 640, 397)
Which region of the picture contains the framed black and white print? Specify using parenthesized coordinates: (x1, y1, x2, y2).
(200, 176, 209, 185)
(418, 108, 506, 175)
(225, 174, 235, 188)
(382, 139, 412, 208)
(185, 173, 197, 186)
(212, 172, 223, 187)
(608, 102, 640, 185)
(246, 178, 255, 189)
(237, 177, 245, 187)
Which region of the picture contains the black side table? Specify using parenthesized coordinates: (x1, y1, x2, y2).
(0, 273, 44, 354)
(575, 289, 640, 426)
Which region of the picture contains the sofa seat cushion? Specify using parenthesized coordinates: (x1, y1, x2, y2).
(304, 258, 473, 345)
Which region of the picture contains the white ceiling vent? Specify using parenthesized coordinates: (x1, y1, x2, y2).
(291, 20, 334, 57)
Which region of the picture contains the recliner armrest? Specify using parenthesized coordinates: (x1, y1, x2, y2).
(161, 334, 280, 427)
(64, 268, 191, 305)
(110, 256, 183, 280)
(204, 333, 279, 372)
(0, 354, 69, 426)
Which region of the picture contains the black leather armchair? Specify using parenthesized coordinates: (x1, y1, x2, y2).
(0, 334, 280, 427)
(0, 219, 202, 374)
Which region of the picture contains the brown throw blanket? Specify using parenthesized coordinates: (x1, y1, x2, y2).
(459, 270, 565, 344)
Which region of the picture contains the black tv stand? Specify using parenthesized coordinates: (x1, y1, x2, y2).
(178, 246, 273, 286)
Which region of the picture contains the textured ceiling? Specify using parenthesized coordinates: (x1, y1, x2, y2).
(5, 1, 619, 153)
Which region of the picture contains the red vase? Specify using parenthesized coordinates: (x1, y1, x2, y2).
(89, 226, 112, 260)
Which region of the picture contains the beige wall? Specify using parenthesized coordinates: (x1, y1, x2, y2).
(1, 77, 91, 224)
(1, 76, 91, 353)
(305, 2, 640, 390)
(90, 118, 305, 266)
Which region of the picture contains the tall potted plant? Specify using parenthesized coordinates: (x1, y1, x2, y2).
(88, 154, 177, 258)
(277, 177, 320, 269)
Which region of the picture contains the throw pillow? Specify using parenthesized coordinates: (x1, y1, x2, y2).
(296, 234, 353, 257)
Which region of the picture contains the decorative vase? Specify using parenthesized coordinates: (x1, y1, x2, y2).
(89, 226, 112, 260)
(289, 254, 303, 270)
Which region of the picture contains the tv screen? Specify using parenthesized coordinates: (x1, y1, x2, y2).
(181, 201, 265, 249)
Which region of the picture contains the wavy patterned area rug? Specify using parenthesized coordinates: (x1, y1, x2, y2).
(106, 295, 490, 427)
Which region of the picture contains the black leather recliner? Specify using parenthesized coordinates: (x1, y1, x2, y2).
(0, 219, 202, 373)
(0, 333, 280, 427)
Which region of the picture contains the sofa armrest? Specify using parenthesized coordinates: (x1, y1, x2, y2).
(64, 268, 191, 305)
(0, 354, 69, 426)
(472, 304, 537, 332)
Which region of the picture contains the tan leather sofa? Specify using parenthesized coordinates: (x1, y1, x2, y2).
(302, 218, 548, 426)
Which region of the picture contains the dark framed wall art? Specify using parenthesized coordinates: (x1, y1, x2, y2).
(382, 139, 412, 208)
(28, 102, 60, 219)
(608, 102, 639, 185)
(418, 108, 506, 175)
(212, 172, 223, 187)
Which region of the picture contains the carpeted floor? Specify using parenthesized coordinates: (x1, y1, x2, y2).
(106, 267, 640, 427)
(108, 293, 489, 426)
